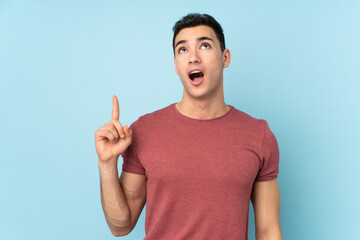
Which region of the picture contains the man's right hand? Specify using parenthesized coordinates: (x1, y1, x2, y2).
(95, 95, 133, 162)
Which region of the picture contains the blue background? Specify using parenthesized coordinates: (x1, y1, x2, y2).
(1, 0, 359, 239)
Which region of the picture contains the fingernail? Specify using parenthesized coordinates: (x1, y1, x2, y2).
(121, 133, 125, 138)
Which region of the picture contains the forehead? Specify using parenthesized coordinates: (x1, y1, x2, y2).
(175, 25, 218, 45)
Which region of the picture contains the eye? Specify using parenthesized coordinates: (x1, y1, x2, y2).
(201, 43, 210, 49)
(178, 47, 186, 54)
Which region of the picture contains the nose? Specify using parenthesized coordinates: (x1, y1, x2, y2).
(189, 49, 201, 64)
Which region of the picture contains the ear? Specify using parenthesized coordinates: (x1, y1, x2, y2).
(174, 58, 179, 75)
(222, 48, 231, 68)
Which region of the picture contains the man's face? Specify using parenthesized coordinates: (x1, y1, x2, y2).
(173, 25, 230, 100)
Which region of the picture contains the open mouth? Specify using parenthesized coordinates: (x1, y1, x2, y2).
(189, 70, 204, 81)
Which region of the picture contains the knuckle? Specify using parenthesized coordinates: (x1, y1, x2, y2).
(111, 125, 117, 131)
(115, 124, 123, 131)
(95, 128, 103, 135)
(115, 120, 123, 127)
(112, 131, 119, 138)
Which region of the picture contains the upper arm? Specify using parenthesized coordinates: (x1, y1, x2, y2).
(251, 179, 281, 236)
(119, 171, 147, 234)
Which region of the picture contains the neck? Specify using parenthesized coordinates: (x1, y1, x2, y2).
(176, 86, 230, 120)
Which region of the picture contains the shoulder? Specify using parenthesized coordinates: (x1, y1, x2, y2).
(230, 107, 278, 147)
(138, 104, 173, 123)
(229, 106, 267, 131)
(130, 103, 174, 131)
(230, 106, 278, 157)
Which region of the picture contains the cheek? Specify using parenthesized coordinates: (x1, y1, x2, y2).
(205, 56, 222, 73)
(174, 60, 183, 73)
(180, 72, 189, 83)
(175, 63, 188, 79)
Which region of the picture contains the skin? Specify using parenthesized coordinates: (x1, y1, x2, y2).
(95, 25, 282, 239)
(252, 179, 283, 239)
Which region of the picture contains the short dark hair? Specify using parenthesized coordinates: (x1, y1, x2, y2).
(172, 13, 226, 54)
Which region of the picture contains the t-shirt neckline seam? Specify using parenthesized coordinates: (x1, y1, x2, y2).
(171, 103, 234, 122)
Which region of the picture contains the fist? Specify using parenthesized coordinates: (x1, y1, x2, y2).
(95, 95, 133, 162)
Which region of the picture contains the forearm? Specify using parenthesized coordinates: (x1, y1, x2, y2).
(99, 159, 131, 232)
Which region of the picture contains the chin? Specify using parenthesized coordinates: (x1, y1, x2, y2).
(186, 91, 210, 100)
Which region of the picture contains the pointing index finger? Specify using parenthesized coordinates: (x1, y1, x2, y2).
(112, 95, 119, 120)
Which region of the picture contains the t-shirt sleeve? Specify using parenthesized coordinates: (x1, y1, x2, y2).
(121, 119, 146, 175)
(255, 121, 280, 181)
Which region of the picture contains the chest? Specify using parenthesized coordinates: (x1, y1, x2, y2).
(137, 124, 262, 192)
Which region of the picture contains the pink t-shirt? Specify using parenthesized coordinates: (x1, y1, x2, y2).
(122, 103, 279, 240)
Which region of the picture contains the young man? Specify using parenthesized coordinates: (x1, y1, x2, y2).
(95, 13, 282, 240)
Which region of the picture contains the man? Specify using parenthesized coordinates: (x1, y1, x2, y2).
(95, 13, 282, 240)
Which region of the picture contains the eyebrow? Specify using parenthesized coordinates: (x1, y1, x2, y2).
(174, 36, 215, 49)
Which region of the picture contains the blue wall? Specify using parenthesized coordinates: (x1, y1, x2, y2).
(1, 0, 359, 239)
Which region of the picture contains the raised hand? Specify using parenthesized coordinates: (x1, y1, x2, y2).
(95, 95, 133, 162)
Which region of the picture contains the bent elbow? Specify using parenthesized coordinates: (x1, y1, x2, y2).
(110, 226, 132, 237)
(108, 217, 132, 237)
(111, 230, 130, 237)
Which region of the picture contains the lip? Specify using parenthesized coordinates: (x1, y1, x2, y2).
(188, 68, 205, 86)
(187, 68, 204, 77)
